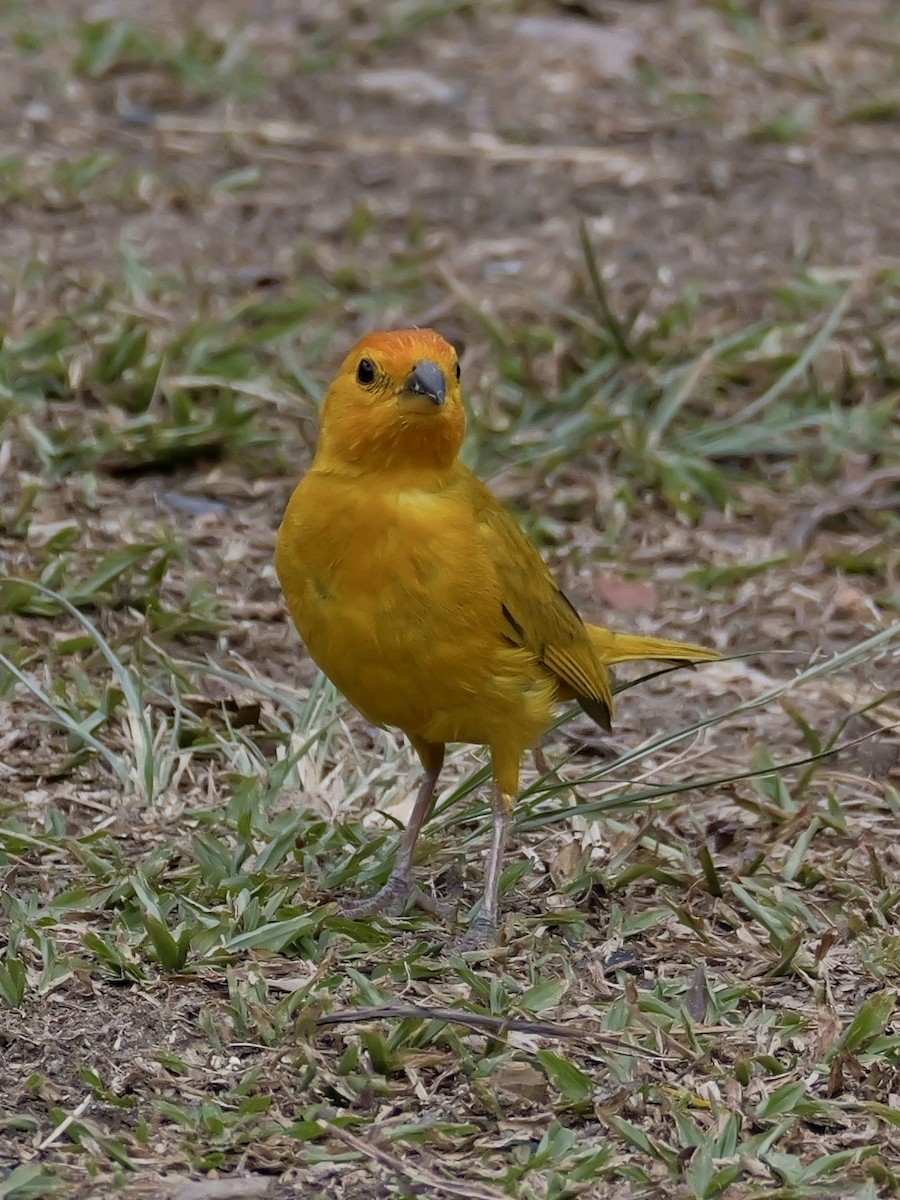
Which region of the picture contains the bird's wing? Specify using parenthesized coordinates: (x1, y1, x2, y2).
(473, 480, 613, 729)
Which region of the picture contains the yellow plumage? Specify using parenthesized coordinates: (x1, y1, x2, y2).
(275, 328, 718, 941)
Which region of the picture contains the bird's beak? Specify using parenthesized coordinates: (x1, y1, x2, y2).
(400, 359, 446, 414)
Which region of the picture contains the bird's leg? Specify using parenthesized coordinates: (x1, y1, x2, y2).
(459, 782, 514, 947)
(341, 766, 439, 918)
(342, 742, 450, 921)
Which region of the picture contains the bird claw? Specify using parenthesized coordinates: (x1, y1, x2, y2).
(454, 914, 499, 951)
(341, 874, 454, 922)
(341, 874, 411, 918)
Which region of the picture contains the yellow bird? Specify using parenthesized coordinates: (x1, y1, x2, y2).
(275, 328, 719, 942)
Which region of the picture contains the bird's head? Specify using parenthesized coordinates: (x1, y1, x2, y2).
(315, 328, 466, 474)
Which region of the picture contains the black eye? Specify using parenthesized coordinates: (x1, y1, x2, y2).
(356, 358, 376, 386)
(454, 361, 461, 381)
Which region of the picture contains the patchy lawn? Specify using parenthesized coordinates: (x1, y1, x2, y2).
(1, 1, 898, 1197)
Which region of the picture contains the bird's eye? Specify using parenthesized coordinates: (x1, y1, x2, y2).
(356, 358, 376, 386)
(454, 361, 461, 381)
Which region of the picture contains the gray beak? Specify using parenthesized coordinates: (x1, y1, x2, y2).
(406, 359, 446, 406)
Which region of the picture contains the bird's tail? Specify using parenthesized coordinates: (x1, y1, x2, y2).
(587, 625, 720, 667)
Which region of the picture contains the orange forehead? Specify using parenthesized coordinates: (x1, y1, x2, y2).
(343, 328, 458, 370)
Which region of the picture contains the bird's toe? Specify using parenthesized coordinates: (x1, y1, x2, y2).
(341, 874, 453, 922)
(454, 914, 500, 950)
(341, 872, 413, 919)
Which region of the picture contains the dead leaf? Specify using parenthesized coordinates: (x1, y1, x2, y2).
(811, 1004, 843, 1061)
(491, 1060, 549, 1103)
(514, 16, 639, 78)
(831, 580, 875, 620)
(168, 1177, 272, 1200)
(685, 964, 711, 1024)
(594, 575, 658, 612)
(549, 839, 586, 888)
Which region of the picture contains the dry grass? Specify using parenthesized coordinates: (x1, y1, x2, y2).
(1, 1, 899, 1197)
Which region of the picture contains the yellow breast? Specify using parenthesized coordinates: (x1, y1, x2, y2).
(274, 470, 556, 749)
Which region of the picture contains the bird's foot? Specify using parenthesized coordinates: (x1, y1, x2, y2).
(341, 874, 454, 922)
(341, 873, 412, 918)
(454, 913, 499, 951)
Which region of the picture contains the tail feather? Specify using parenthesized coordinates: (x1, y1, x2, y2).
(587, 625, 720, 667)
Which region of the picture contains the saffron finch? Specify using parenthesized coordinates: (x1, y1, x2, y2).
(275, 328, 719, 943)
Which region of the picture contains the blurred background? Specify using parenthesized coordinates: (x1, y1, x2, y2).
(1, 2, 899, 1196)
(4, 0, 897, 652)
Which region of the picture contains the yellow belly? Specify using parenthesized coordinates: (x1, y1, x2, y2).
(275, 474, 556, 750)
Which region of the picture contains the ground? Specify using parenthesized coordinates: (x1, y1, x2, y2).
(1, 1, 899, 1197)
